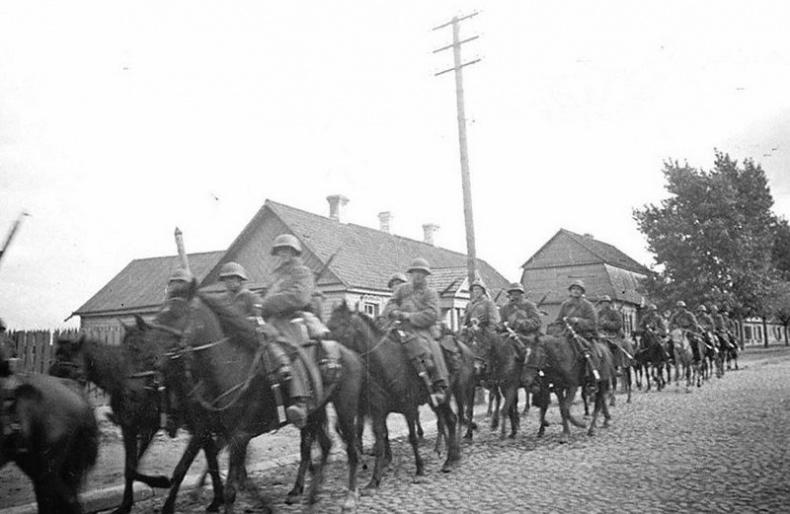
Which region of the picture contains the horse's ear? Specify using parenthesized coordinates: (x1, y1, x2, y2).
(134, 315, 149, 331)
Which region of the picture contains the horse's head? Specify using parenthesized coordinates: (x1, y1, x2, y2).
(50, 334, 89, 381)
(327, 300, 380, 354)
(522, 337, 548, 388)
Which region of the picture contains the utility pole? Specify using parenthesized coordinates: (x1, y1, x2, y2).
(433, 12, 481, 288)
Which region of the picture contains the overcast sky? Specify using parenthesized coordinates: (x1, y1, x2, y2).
(2, 1, 790, 329)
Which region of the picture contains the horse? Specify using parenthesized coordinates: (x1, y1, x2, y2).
(141, 292, 362, 514)
(460, 325, 524, 439)
(599, 333, 635, 405)
(50, 332, 180, 514)
(431, 329, 477, 451)
(1, 346, 99, 514)
(634, 329, 668, 391)
(326, 301, 461, 491)
(669, 329, 697, 391)
(522, 327, 614, 442)
(724, 332, 740, 371)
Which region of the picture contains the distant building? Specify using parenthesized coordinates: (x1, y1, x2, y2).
(519, 228, 650, 336)
(74, 197, 509, 332)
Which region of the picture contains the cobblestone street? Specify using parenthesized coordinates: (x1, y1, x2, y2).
(121, 346, 790, 513)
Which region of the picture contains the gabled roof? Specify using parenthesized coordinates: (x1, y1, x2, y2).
(264, 200, 509, 294)
(75, 199, 511, 318)
(73, 251, 225, 316)
(521, 228, 650, 275)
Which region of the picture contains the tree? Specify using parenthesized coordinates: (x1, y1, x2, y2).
(772, 281, 790, 345)
(633, 151, 781, 319)
(772, 217, 790, 280)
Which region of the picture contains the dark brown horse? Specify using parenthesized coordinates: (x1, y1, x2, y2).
(326, 302, 461, 491)
(142, 292, 362, 514)
(460, 326, 525, 439)
(430, 330, 476, 452)
(522, 328, 614, 442)
(50, 333, 179, 514)
(2, 346, 98, 514)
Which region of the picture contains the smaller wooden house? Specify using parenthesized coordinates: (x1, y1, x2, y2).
(520, 229, 650, 336)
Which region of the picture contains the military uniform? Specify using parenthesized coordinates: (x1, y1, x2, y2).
(499, 297, 542, 337)
(554, 297, 598, 339)
(597, 303, 623, 337)
(385, 266, 449, 394)
(229, 288, 262, 318)
(696, 310, 715, 333)
(668, 307, 700, 332)
(463, 294, 501, 332)
(639, 309, 668, 336)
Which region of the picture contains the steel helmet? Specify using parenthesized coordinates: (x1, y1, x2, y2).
(710, 304, 718, 312)
(407, 257, 431, 275)
(568, 279, 586, 293)
(697, 304, 707, 313)
(647, 303, 657, 311)
(271, 234, 302, 255)
(169, 268, 194, 283)
(676, 300, 686, 308)
(470, 279, 487, 293)
(506, 282, 525, 294)
(387, 272, 408, 289)
(219, 262, 248, 281)
(600, 295, 612, 303)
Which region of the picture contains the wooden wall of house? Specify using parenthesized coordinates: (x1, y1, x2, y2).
(522, 263, 608, 304)
(81, 313, 157, 331)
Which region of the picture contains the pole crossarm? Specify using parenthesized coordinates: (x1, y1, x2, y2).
(433, 35, 480, 54)
(434, 58, 481, 77)
(431, 11, 479, 31)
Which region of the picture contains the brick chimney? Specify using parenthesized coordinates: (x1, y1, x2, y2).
(326, 194, 349, 222)
(378, 211, 393, 233)
(422, 223, 440, 246)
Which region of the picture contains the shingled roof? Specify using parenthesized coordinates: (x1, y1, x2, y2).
(265, 200, 509, 294)
(522, 228, 650, 275)
(73, 251, 225, 316)
(75, 199, 510, 318)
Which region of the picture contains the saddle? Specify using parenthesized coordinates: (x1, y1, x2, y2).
(438, 333, 461, 374)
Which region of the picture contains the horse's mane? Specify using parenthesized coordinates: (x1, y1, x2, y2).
(352, 309, 384, 337)
(196, 291, 259, 351)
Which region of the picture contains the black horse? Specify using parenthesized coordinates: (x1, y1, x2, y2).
(141, 292, 362, 513)
(2, 347, 98, 514)
(523, 327, 614, 442)
(634, 329, 668, 391)
(51, 333, 179, 514)
(327, 302, 461, 491)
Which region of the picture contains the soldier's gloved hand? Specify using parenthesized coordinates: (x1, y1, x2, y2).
(278, 364, 292, 382)
(390, 310, 402, 321)
(399, 312, 411, 322)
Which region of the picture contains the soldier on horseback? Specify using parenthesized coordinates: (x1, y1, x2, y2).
(498, 282, 541, 358)
(166, 268, 194, 300)
(549, 280, 600, 379)
(669, 300, 703, 361)
(219, 262, 262, 318)
(384, 257, 449, 404)
(463, 279, 500, 336)
(639, 304, 668, 336)
(257, 234, 322, 429)
(597, 296, 628, 370)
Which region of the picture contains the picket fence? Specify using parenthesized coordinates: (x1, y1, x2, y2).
(5, 327, 125, 406)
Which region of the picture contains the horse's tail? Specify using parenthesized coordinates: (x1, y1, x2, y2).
(67, 406, 100, 487)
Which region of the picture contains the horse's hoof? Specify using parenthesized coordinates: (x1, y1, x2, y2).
(470, 421, 478, 430)
(342, 490, 359, 513)
(602, 420, 610, 429)
(361, 483, 378, 496)
(206, 500, 222, 512)
(463, 432, 473, 440)
(587, 429, 595, 437)
(509, 432, 517, 439)
(413, 474, 428, 483)
(558, 435, 569, 444)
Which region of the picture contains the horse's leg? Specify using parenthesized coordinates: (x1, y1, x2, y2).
(364, 411, 388, 491)
(415, 410, 425, 441)
(625, 367, 632, 403)
(587, 385, 600, 437)
(490, 387, 501, 430)
(334, 400, 361, 513)
(161, 433, 206, 514)
(499, 384, 518, 439)
(286, 425, 314, 503)
(464, 384, 476, 440)
(581, 386, 590, 416)
(537, 401, 549, 437)
(609, 375, 616, 407)
(433, 412, 445, 455)
(522, 386, 530, 416)
(225, 433, 267, 514)
(133, 426, 172, 489)
(308, 415, 332, 506)
(486, 386, 494, 416)
(601, 382, 612, 428)
(406, 411, 425, 478)
(438, 401, 461, 471)
(565, 386, 587, 429)
(114, 426, 140, 514)
(201, 436, 225, 513)
(555, 388, 572, 443)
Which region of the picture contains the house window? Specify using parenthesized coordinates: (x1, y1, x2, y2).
(744, 326, 752, 341)
(363, 302, 379, 317)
